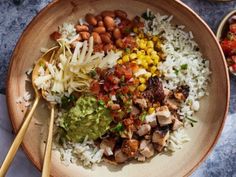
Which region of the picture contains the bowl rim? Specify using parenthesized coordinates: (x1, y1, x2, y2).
(216, 9, 236, 40)
(6, 0, 230, 176)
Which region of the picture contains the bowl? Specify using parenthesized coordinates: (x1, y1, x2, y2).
(6, 0, 230, 177)
(216, 9, 236, 40)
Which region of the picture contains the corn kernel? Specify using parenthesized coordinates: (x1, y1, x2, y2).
(140, 50, 146, 55)
(139, 77, 146, 84)
(130, 53, 137, 60)
(150, 66, 157, 74)
(136, 59, 142, 65)
(144, 72, 152, 79)
(152, 36, 158, 42)
(138, 84, 147, 91)
(152, 54, 160, 62)
(147, 48, 153, 55)
(117, 59, 123, 64)
(148, 107, 155, 114)
(122, 55, 129, 62)
(147, 41, 154, 48)
(151, 51, 157, 56)
(133, 27, 138, 33)
(145, 56, 153, 64)
(141, 61, 148, 69)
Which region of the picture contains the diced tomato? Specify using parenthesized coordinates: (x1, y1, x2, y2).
(230, 23, 236, 33)
(121, 86, 129, 94)
(231, 63, 236, 71)
(50, 31, 61, 41)
(115, 65, 126, 78)
(129, 63, 139, 71)
(90, 80, 100, 94)
(124, 69, 132, 80)
(220, 40, 236, 55)
(232, 56, 236, 63)
(107, 75, 120, 84)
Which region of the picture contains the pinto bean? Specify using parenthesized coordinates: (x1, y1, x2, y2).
(75, 25, 89, 32)
(103, 43, 114, 52)
(79, 31, 90, 40)
(98, 21, 104, 27)
(101, 10, 115, 18)
(104, 16, 115, 31)
(85, 13, 97, 26)
(100, 33, 112, 44)
(113, 28, 121, 39)
(93, 26, 106, 34)
(95, 14, 103, 21)
(92, 32, 102, 44)
(115, 39, 124, 48)
(114, 10, 127, 19)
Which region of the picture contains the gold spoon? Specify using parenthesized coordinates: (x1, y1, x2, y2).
(0, 47, 58, 177)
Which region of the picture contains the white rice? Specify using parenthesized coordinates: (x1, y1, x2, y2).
(143, 10, 211, 120)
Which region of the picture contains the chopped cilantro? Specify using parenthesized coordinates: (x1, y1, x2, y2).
(139, 111, 147, 121)
(180, 64, 188, 70)
(112, 122, 124, 132)
(141, 12, 155, 20)
(88, 70, 97, 78)
(174, 68, 179, 75)
(98, 100, 105, 106)
(125, 48, 131, 53)
(61, 95, 76, 108)
(186, 117, 198, 123)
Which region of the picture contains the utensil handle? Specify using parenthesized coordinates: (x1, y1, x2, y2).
(0, 96, 39, 177)
(42, 105, 55, 177)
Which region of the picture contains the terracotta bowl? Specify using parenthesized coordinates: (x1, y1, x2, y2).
(7, 0, 229, 177)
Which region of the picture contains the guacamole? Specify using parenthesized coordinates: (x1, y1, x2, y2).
(58, 95, 112, 143)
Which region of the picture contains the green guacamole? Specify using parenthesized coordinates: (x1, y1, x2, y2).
(58, 95, 112, 143)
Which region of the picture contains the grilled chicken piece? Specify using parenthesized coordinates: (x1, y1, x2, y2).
(165, 99, 179, 110)
(100, 138, 116, 156)
(152, 129, 170, 146)
(156, 106, 172, 126)
(174, 85, 190, 101)
(114, 149, 129, 163)
(139, 140, 154, 158)
(131, 106, 140, 116)
(171, 117, 183, 130)
(154, 143, 164, 153)
(134, 98, 147, 109)
(145, 113, 157, 127)
(137, 124, 151, 136)
(163, 88, 172, 97)
(121, 139, 139, 157)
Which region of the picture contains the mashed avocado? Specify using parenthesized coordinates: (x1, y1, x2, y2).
(58, 95, 112, 143)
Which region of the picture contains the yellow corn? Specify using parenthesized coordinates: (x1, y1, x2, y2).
(145, 56, 153, 64)
(138, 84, 147, 91)
(147, 48, 153, 55)
(152, 36, 158, 42)
(141, 61, 148, 69)
(148, 107, 155, 114)
(133, 27, 138, 33)
(122, 55, 129, 62)
(130, 53, 137, 60)
(144, 72, 152, 79)
(139, 77, 146, 84)
(150, 66, 157, 74)
(117, 59, 123, 64)
(147, 41, 154, 48)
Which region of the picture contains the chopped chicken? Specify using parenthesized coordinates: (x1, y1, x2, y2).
(152, 129, 170, 146)
(114, 149, 129, 163)
(134, 98, 147, 109)
(156, 106, 171, 118)
(163, 88, 172, 97)
(153, 143, 164, 152)
(156, 106, 172, 126)
(121, 139, 139, 157)
(131, 106, 140, 116)
(137, 154, 146, 162)
(100, 138, 116, 156)
(145, 113, 157, 127)
(171, 117, 183, 130)
(139, 140, 154, 158)
(137, 124, 151, 136)
(165, 99, 178, 110)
